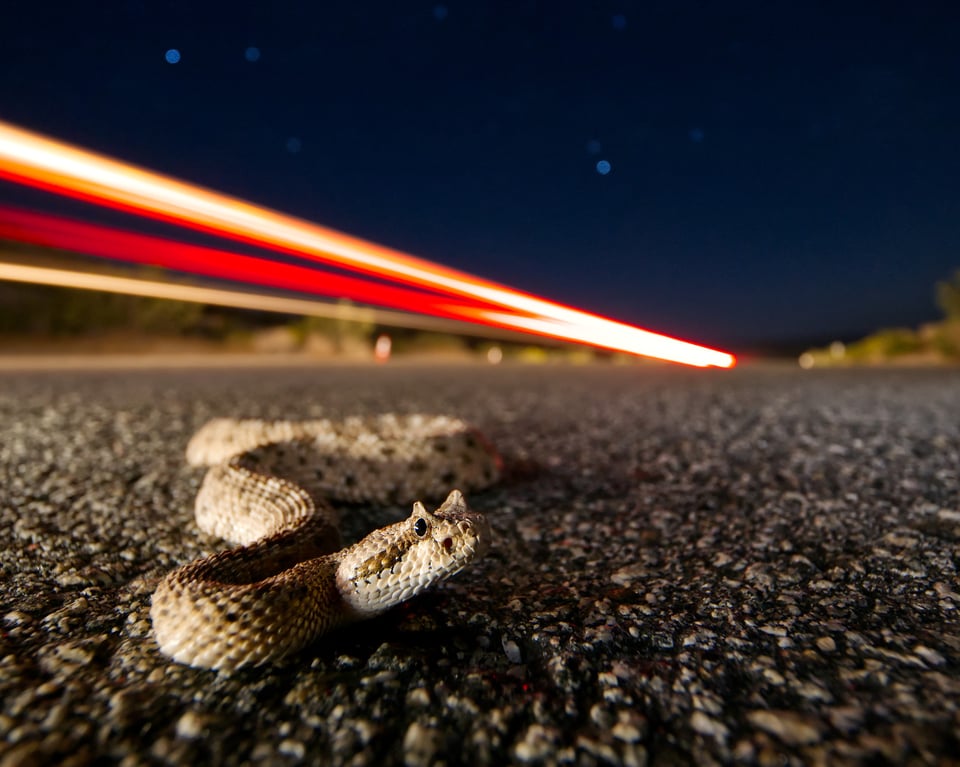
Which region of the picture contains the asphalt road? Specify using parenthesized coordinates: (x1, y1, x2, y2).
(1, 363, 958, 766)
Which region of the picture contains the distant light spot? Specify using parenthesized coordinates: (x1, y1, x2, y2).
(245, 46, 261, 63)
(596, 160, 612, 175)
(612, 14, 627, 30)
(688, 128, 705, 143)
(586, 139, 602, 155)
(798, 353, 815, 370)
(375, 335, 392, 362)
(286, 137, 302, 154)
(164, 49, 181, 64)
(433, 4, 448, 20)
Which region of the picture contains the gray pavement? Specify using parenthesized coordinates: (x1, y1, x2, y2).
(1, 363, 958, 766)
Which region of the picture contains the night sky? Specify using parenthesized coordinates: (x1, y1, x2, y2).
(2, 1, 959, 351)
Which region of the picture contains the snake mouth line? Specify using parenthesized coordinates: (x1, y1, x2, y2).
(463, 535, 487, 561)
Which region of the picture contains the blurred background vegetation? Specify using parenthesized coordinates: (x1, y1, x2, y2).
(0, 281, 205, 337)
(6, 240, 955, 366)
(0, 259, 616, 363)
(801, 269, 960, 367)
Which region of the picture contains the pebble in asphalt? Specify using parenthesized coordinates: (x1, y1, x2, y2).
(0, 364, 958, 766)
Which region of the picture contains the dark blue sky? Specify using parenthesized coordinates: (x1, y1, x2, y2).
(2, 1, 959, 350)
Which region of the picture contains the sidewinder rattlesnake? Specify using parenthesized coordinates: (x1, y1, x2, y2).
(150, 414, 499, 672)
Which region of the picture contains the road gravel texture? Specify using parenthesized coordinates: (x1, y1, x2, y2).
(0, 364, 958, 766)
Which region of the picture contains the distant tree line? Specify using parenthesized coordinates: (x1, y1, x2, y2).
(937, 268, 960, 321)
(0, 282, 208, 336)
(803, 269, 960, 365)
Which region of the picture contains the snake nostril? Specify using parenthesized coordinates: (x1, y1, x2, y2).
(442, 537, 453, 551)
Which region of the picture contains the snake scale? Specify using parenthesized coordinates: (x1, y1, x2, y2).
(150, 414, 500, 672)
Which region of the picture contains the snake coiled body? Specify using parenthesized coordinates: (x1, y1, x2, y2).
(149, 415, 499, 672)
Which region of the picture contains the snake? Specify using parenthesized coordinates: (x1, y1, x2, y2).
(149, 414, 500, 673)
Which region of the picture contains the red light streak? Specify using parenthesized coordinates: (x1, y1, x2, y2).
(0, 120, 735, 367)
(0, 206, 498, 323)
(0, 261, 542, 341)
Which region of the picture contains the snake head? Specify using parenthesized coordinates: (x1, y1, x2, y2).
(335, 489, 491, 617)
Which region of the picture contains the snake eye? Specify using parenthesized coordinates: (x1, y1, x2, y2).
(413, 518, 428, 537)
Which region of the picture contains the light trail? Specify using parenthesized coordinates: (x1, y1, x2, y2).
(0, 120, 735, 367)
(0, 205, 509, 324)
(476, 312, 724, 366)
(0, 259, 537, 341)
(9, 204, 729, 360)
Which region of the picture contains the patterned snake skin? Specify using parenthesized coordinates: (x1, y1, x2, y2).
(149, 415, 500, 672)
